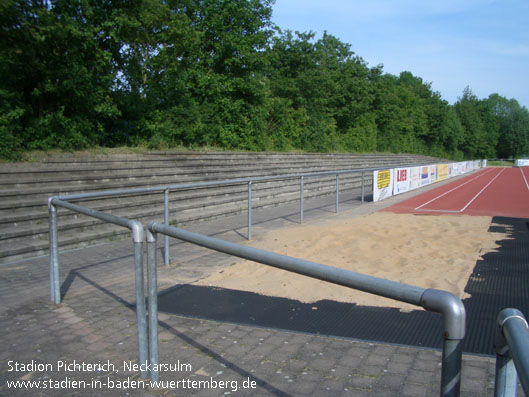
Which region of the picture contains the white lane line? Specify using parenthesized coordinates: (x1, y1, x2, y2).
(414, 168, 496, 211)
(520, 167, 529, 192)
(459, 167, 506, 212)
(414, 209, 461, 213)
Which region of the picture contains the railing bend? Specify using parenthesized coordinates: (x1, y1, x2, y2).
(48, 197, 149, 379)
(494, 308, 529, 396)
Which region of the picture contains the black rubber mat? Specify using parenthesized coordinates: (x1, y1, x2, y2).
(158, 216, 529, 356)
(462, 216, 529, 355)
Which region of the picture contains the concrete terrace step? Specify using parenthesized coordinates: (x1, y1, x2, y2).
(0, 181, 362, 261)
(0, 170, 369, 216)
(0, 177, 361, 237)
(0, 156, 419, 185)
(0, 151, 441, 264)
(0, 164, 368, 191)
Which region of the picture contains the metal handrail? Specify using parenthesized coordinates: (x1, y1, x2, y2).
(145, 221, 466, 396)
(494, 308, 529, 396)
(48, 198, 149, 379)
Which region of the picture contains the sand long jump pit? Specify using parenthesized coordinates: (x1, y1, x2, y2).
(194, 212, 505, 312)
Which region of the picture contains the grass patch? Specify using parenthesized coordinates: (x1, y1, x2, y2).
(488, 160, 515, 167)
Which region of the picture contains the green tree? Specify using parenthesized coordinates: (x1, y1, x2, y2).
(0, 0, 120, 152)
(454, 87, 496, 158)
(487, 94, 529, 158)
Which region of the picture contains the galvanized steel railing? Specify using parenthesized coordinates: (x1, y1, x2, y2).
(46, 165, 390, 383)
(48, 198, 150, 379)
(51, 161, 441, 266)
(494, 308, 529, 396)
(145, 222, 467, 397)
(55, 167, 372, 264)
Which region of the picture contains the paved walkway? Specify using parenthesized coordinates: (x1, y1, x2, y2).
(0, 184, 516, 396)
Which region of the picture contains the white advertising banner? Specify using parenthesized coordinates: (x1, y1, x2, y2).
(369, 158, 483, 203)
(516, 159, 529, 166)
(448, 163, 457, 178)
(429, 165, 438, 183)
(373, 169, 394, 202)
(393, 167, 410, 195)
(420, 166, 430, 186)
(409, 166, 421, 191)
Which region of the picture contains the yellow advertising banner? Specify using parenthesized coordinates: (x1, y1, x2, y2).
(437, 164, 448, 181)
(377, 170, 391, 189)
(373, 169, 394, 202)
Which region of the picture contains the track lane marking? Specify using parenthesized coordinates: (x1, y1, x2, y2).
(520, 167, 529, 192)
(459, 167, 506, 212)
(413, 168, 496, 211)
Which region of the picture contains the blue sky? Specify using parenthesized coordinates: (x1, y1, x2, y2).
(271, 0, 529, 108)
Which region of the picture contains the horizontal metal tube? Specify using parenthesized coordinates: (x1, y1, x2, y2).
(149, 222, 426, 306)
(51, 198, 143, 242)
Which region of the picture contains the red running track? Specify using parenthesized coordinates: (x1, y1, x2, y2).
(383, 167, 529, 218)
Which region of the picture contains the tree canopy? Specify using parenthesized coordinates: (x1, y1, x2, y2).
(1, 0, 528, 160)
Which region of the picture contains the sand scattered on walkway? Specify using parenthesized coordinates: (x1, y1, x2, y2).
(195, 212, 506, 311)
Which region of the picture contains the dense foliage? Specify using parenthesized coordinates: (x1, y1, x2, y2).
(2, 0, 529, 160)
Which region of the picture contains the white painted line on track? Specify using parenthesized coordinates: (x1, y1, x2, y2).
(459, 167, 505, 212)
(414, 168, 496, 211)
(520, 167, 529, 192)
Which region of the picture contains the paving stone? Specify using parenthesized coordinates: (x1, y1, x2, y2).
(386, 360, 412, 375)
(349, 374, 376, 389)
(406, 369, 434, 385)
(365, 353, 390, 366)
(461, 377, 488, 394)
(402, 382, 430, 397)
(412, 358, 441, 372)
(379, 372, 406, 388)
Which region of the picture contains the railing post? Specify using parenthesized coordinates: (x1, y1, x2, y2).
(130, 222, 148, 380)
(48, 199, 60, 304)
(361, 172, 365, 204)
(164, 188, 170, 266)
(420, 289, 466, 397)
(336, 174, 340, 213)
(146, 224, 159, 383)
(300, 176, 304, 224)
(441, 339, 463, 397)
(495, 308, 529, 397)
(248, 181, 252, 240)
(495, 354, 517, 397)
